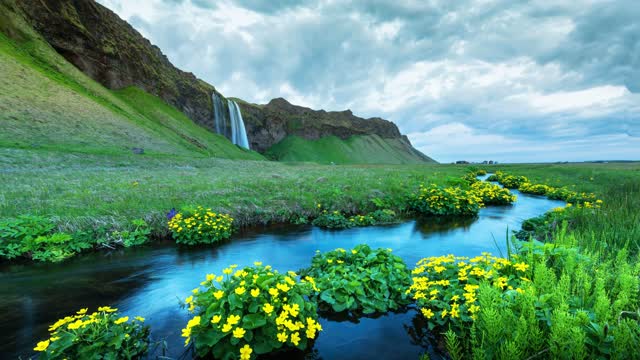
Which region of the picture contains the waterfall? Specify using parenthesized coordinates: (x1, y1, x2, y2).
(228, 100, 250, 149)
(212, 92, 228, 138)
(211, 93, 250, 149)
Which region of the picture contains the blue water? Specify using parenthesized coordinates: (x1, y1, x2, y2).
(0, 186, 563, 359)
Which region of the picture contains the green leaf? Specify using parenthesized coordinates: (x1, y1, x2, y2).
(242, 314, 267, 330)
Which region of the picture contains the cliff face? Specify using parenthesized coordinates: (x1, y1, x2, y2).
(238, 98, 409, 153)
(13, 0, 216, 128)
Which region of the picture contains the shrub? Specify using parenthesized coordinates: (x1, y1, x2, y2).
(168, 206, 234, 245)
(370, 209, 397, 224)
(312, 210, 352, 229)
(469, 181, 516, 205)
(410, 184, 483, 216)
(312, 209, 399, 229)
(300, 244, 412, 315)
(110, 219, 151, 247)
(0, 215, 90, 262)
(182, 263, 321, 359)
(33, 306, 149, 359)
(408, 253, 532, 332)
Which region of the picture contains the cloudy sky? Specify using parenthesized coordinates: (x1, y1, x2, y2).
(98, 0, 639, 163)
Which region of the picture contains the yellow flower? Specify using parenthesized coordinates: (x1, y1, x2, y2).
(421, 308, 434, 319)
(211, 315, 222, 324)
(290, 331, 301, 346)
(254, 261, 263, 266)
(277, 332, 288, 342)
(98, 306, 118, 313)
(240, 344, 253, 360)
(263, 303, 274, 315)
(235, 287, 246, 295)
(276, 283, 291, 292)
(114, 316, 129, 325)
(214, 290, 224, 300)
(233, 327, 246, 338)
(269, 288, 279, 297)
(50, 336, 60, 342)
(227, 314, 241, 325)
(223, 268, 233, 275)
(185, 295, 194, 304)
(287, 303, 300, 317)
(206, 274, 215, 282)
(135, 316, 145, 322)
(441, 309, 448, 318)
(77, 308, 88, 315)
(222, 323, 233, 332)
(251, 288, 260, 297)
(514, 262, 529, 272)
(34, 340, 50, 352)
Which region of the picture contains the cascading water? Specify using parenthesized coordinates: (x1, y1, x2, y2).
(228, 100, 250, 149)
(211, 93, 250, 149)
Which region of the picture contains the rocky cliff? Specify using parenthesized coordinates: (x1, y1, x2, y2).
(11, 0, 217, 128)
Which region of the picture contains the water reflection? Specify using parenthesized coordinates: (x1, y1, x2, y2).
(0, 190, 563, 359)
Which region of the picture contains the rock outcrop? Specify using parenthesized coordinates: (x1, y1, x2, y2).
(237, 97, 414, 153)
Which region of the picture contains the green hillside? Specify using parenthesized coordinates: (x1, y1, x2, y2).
(265, 135, 435, 164)
(0, 3, 262, 160)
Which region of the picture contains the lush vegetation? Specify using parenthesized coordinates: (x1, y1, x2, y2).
(0, 215, 89, 262)
(34, 306, 149, 359)
(0, 215, 152, 262)
(182, 263, 321, 359)
(167, 206, 234, 245)
(301, 244, 412, 315)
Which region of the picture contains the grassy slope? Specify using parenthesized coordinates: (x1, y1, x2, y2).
(265, 135, 435, 165)
(0, 4, 262, 160)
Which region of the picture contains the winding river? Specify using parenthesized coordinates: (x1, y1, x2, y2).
(0, 180, 563, 359)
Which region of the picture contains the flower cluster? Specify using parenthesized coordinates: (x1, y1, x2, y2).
(410, 184, 484, 216)
(470, 181, 517, 205)
(300, 244, 412, 315)
(168, 206, 234, 245)
(408, 253, 531, 331)
(34, 306, 149, 359)
(182, 263, 321, 359)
